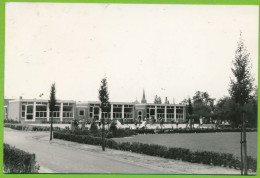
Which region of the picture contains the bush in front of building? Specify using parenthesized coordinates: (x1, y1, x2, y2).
(53, 131, 257, 172)
(4, 119, 21, 124)
(60, 126, 136, 138)
(3, 143, 40, 173)
(90, 121, 98, 131)
(4, 123, 61, 132)
(4, 123, 27, 130)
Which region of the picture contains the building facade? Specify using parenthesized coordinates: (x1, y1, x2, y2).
(4, 91, 186, 123)
(5, 98, 76, 123)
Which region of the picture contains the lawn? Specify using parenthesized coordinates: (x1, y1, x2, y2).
(113, 132, 257, 159)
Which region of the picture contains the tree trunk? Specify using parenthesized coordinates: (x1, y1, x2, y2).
(50, 112, 53, 141)
(242, 111, 248, 175)
(102, 118, 105, 151)
(240, 130, 244, 175)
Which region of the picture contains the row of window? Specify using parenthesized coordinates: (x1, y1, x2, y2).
(22, 105, 73, 112)
(145, 113, 183, 119)
(147, 105, 181, 109)
(112, 104, 134, 108)
(22, 111, 74, 118)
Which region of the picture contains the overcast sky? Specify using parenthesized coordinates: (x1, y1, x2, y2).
(4, 3, 259, 104)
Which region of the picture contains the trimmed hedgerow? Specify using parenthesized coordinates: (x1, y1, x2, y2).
(4, 123, 61, 132)
(3, 144, 40, 173)
(131, 128, 256, 134)
(53, 131, 257, 172)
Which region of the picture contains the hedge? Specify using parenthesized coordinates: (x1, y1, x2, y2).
(3, 144, 40, 173)
(58, 127, 137, 138)
(4, 123, 61, 132)
(4, 119, 20, 124)
(53, 131, 256, 172)
(5, 123, 256, 135)
(131, 128, 256, 134)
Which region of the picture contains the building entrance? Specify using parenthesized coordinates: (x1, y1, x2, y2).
(138, 111, 142, 121)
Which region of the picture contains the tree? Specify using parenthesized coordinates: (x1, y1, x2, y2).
(229, 34, 254, 175)
(180, 98, 188, 105)
(214, 96, 257, 128)
(49, 83, 56, 141)
(215, 97, 241, 126)
(98, 77, 111, 151)
(186, 98, 193, 128)
(187, 98, 193, 116)
(192, 91, 214, 123)
(229, 37, 254, 107)
(154, 95, 162, 104)
(90, 121, 98, 131)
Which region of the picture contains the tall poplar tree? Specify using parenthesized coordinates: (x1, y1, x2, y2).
(229, 33, 254, 175)
(49, 83, 56, 141)
(98, 77, 110, 151)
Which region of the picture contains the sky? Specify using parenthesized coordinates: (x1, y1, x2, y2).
(4, 3, 259, 104)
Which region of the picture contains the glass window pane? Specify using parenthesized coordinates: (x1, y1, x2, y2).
(27, 115, 33, 120)
(36, 105, 47, 111)
(27, 106, 33, 113)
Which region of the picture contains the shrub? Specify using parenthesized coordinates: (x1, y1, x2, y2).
(4, 119, 20, 124)
(105, 139, 119, 150)
(90, 122, 98, 131)
(4, 123, 52, 132)
(109, 121, 117, 135)
(119, 142, 131, 151)
(3, 144, 39, 173)
(129, 142, 141, 152)
(247, 156, 257, 172)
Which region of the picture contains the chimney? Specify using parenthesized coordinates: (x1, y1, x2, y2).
(19, 96, 22, 99)
(173, 98, 175, 104)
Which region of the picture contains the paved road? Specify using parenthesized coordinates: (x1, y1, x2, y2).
(4, 128, 179, 174)
(4, 128, 242, 174)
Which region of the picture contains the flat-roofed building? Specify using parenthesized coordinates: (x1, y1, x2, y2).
(4, 90, 186, 123)
(6, 98, 76, 123)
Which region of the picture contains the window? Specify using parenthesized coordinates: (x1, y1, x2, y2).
(26, 115, 33, 120)
(124, 108, 132, 112)
(79, 109, 85, 116)
(63, 106, 73, 111)
(94, 107, 99, 114)
(54, 106, 60, 111)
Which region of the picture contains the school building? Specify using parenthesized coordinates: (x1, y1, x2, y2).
(4, 90, 186, 124)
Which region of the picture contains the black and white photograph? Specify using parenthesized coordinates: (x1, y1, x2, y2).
(3, 2, 258, 174)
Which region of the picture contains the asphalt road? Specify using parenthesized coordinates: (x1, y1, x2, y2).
(3, 128, 179, 174)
